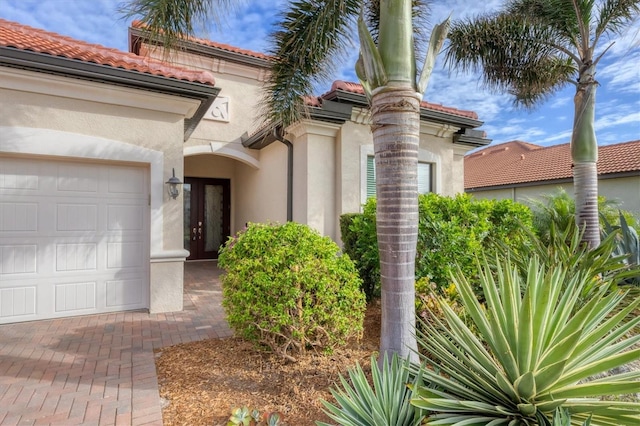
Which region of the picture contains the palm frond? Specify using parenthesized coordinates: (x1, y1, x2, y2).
(445, 12, 576, 109)
(595, 0, 640, 39)
(260, 0, 360, 129)
(119, 0, 237, 54)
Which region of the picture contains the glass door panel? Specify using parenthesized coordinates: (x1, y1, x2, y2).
(184, 178, 230, 260)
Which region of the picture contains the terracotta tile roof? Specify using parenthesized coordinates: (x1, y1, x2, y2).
(0, 18, 216, 85)
(465, 140, 640, 189)
(131, 20, 269, 61)
(328, 80, 479, 119)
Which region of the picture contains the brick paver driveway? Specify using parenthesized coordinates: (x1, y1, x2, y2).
(0, 262, 232, 425)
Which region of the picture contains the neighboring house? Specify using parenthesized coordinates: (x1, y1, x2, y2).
(0, 19, 489, 324)
(464, 140, 640, 217)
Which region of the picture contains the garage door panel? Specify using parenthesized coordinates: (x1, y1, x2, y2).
(56, 243, 98, 272)
(1, 244, 37, 274)
(0, 159, 39, 190)
(106, 279, 144, 307)
(57, 163, 100, 192)
(0, 157, 149, 324)
(0, 202, 38, 232)
(0, 286, 36, 318)
(107, 204, 144, 231)
(108, 167, 146, 195)
(55, 281, 97, 312)
(57, 204, 98, 232)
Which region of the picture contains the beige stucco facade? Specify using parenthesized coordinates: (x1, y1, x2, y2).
(0, 23, 488, 323)
(144, 41, 486, 245)
(0, 65, 203, 315)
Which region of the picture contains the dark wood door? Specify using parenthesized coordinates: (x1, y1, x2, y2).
(183, 178, 230, 260)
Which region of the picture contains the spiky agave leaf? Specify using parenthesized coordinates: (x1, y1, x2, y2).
(411, 255, 640, 425)
(317, 353, 424, 426)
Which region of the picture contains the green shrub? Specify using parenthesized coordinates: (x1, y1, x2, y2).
(340, 202, 379, 300)
(218, 222, 366, 361)
(417, 193, 533, 292)
(340, 194, 534, 299)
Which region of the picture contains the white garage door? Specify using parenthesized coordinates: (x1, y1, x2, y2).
(0, 157, 149, 324)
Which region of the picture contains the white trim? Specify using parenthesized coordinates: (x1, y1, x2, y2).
(150, 249, 190, 263)
(0, 126, 170, 259)
(0, 67, 201, 117)
(184, 142, 260, 169)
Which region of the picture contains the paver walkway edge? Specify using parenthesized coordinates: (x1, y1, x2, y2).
(0, 262, 232, 425)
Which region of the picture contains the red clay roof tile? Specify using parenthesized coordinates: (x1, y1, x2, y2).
(0, 18, 216, 85)
(328, 80, 479, 119)
(465, 140, 640, 189)
(131, 20, 270, 61)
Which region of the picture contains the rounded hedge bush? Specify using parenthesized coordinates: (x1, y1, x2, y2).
(217, 222, 366, 361)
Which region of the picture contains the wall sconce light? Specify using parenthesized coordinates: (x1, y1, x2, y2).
(165, 168, 183, 200)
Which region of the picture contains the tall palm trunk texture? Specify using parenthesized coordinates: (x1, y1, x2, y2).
(572, 64, 600, 248)
(372, 86, 421, 364)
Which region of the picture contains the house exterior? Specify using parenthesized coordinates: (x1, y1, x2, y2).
(0, 18, 489, 324)
(464, 140, 640, 217)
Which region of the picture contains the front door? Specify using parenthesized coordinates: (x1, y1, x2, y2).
(184, 178, 230, 260)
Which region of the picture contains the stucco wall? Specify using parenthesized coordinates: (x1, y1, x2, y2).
(0, 66, 198, 313)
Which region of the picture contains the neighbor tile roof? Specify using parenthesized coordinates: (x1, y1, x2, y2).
(465, 140, 640, 189)
(329, 80, 479, 119)
(0, 18, 216, 85)
(131, 20, 269, 61)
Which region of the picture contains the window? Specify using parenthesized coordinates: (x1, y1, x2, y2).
(366, 156, 432, 200)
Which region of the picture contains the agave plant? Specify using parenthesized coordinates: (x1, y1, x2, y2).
(601, 211, 640, 286)
(317, 353, 424, 426)
(410, 255, 640, 425)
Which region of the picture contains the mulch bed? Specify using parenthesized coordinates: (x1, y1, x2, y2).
(155, 301, 382, 425)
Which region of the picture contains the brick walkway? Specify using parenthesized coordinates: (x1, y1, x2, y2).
(0, 262, 232, 425)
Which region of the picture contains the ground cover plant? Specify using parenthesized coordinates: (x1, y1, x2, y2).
(217, 222, 366, 361)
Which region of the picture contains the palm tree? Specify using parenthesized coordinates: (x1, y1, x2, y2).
(121, 0, 450, 363)
(445, 0, 640, 249)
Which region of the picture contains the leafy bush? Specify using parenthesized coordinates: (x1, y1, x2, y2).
(317, 354, 425, 426)
(410, 254, 640, 425)
(340, 193, 534, 298)
(416, 193, 533, 291)
(218, 222, 366, 360)
(340, 202, 380, 300)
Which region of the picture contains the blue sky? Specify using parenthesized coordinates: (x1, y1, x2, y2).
(1, 0, 638, 147)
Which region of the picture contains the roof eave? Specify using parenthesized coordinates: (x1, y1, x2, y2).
(454, 129, 492, 149)
(242, 100, 352, 150)
(323, 88, 485, 129)
(0, 46, 220, 141)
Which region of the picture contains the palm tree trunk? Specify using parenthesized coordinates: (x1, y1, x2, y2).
(372, 85, 420, 364)
(572, 66, 600, 248)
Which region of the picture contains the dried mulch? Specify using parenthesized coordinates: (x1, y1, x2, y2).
(155, 301, 382, 425)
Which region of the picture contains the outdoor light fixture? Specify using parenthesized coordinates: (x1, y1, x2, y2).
(165, 168, 183, 200)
